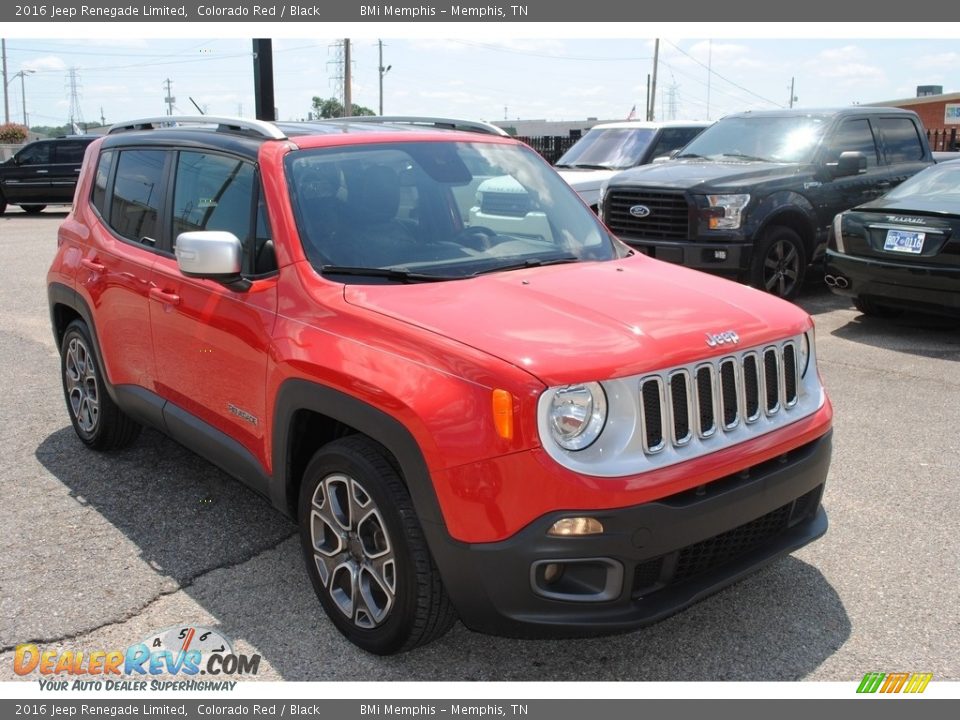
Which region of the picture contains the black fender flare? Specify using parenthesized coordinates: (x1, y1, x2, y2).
(271, 378, 446, 529)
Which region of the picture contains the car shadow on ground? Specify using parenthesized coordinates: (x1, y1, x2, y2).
(35, 426, 850, 681)
(1, 210, 70, 219)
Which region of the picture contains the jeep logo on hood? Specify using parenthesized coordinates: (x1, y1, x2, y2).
(629, 205, 651, 218)
(705, 330, 740, 347)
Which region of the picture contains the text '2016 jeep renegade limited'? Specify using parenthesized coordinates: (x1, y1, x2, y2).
(48, 116, 833, 654)
(601, 108, 934, 299)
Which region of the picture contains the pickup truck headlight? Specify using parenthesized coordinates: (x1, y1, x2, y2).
(547, 382, 607, 450)
(597, 184, 606, 222)
(705, 194, 751, 230)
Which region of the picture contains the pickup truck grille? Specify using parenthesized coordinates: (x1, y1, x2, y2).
(639, 342, 800, 455)
(605, 188, 690, 239)
(480, 191, 531, 217)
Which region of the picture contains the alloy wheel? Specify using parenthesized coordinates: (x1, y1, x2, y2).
(763, 239, 801, 297)
(309, 474, 397, 629)
(64, 336, 100, 434)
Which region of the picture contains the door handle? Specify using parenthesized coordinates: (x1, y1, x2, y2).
(80, 258, 106, 273)
(149, 287, 181, 306)
(35, 169, 49, 174)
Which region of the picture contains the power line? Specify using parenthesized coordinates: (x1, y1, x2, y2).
(664, 40, 784, 108)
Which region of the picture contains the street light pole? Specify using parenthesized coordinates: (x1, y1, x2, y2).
(378, 39, 391, 116)
(2, 39, 9, 125)
(17, 69, 34, 126)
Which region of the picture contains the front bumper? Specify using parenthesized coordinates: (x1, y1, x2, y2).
(826, 249, 960, 315)
(424, 430, 831, 637)
(620, 237, 752, 276)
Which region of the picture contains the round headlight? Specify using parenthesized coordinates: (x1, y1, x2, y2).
(799, 332, 811, 377)
(548, 382, 607, 451)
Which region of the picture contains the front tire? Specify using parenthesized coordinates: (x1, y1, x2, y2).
(60, 320, 142, 450)
(298, 436, 455, 654)
(751, 226, 807, 300)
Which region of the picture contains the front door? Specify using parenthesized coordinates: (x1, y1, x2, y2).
(0, 140, 53, 204)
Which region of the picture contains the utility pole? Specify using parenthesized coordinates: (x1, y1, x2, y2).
(163, 78, 175, 116)
(343, 39, 352, 117)
(252, 38, 275, 121)
(645, 74, 650, 123)
(100, 106, 105, 126)
(67, 67, 85, 131)
(2, 39, 9, 125)
(706, 40, 712, 120)
(788, 77, 797, 108)
(378, 40, 391, 116)
(648, 38, 659, 121)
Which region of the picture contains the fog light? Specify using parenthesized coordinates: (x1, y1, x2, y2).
(543, 563, 564, 584)
(547, 517, 604, 537)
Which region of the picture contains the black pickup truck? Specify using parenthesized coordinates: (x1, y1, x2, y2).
(600, 107, 935, 298)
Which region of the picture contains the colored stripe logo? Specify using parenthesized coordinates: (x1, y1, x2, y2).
(857, 672, 933, 694)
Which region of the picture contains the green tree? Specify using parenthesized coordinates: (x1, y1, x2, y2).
(310, 96, 375, 119)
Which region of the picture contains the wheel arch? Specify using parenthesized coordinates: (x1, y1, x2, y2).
(750, 192, 819, 260)
(272, 379, 446, 531)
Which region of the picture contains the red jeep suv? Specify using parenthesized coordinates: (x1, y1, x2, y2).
(47, 116, 833, 654)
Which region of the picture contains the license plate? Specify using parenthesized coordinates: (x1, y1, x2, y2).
(883, 229, 925, 254)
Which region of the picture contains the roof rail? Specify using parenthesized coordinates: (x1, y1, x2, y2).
(108, 115, 286, 140)
(334, 116, 509, 137)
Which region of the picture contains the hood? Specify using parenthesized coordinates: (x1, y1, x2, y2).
(342, 256, 809, 387)
(555, 168, 619, 193)
(607, 159, 802, 192)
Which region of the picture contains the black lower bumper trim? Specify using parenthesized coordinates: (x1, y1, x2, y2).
(423, 430, 832, 638)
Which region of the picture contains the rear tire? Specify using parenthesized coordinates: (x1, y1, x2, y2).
(21, 204, 46, 214)
(853, 296, 902, 318)
(750, 226, 807, 300)
(298, 435, 456, 654)
(59, 320, 142, 450)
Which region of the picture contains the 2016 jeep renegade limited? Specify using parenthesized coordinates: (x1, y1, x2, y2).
(48, 116, 833, 654)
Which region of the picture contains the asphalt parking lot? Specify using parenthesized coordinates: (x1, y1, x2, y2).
(1, 207, 958, 682)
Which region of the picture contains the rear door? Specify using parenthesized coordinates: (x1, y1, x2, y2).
(875, 115, 931, 189)
(50, 139, 91, 203)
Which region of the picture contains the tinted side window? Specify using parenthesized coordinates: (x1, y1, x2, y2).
(16, 142, 51, 165)
(172, 151, 255, 250)
(877, 117, 924, 163)
(649, 127, 703, 160)
(825, 119, 878, 167)
(54, 141, 89, 165)
(91, 150, 113, 216)
(109, 150, 166, 243)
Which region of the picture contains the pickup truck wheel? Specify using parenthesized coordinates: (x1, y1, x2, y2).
(299, 436, 456, 654)
(60, 320, 142, 450)
(0, 196, 6, 215)
(751, 226, 807, 300)
(853, 296, 903, 318)
(21, 204, 47, 214)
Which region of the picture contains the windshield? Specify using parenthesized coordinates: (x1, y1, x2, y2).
(679, 115, 828, 163)
(555, 127, 656, 169)
(883, 162, 960, 203)
(286, 141, 618, 280)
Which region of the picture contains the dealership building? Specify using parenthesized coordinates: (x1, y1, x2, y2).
(867, 87, 960, 151)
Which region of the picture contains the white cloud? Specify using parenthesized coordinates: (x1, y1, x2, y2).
(23, 55, 67, 72)
(911, 52, 960, 71)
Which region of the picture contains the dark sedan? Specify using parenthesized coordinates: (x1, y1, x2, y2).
(825, 159, 960, 317)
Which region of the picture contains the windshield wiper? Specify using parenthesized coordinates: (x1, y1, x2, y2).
(470, 256, 580, 277)
(556, 163, 610, 170)
(675, 152, 707, 160)
(721, 152, 771, 162)
(320, 265, 457, 282)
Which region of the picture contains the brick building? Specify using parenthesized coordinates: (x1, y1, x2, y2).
(867, 88, 960, 151)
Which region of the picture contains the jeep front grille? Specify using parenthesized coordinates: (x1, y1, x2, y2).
(536, 333, 823, 478)
(604, 188, 690, 240)
(639, 342, 801, 455)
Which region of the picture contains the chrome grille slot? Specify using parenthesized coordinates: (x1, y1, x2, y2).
(783, 343, 798, 407)
(694, 365, 716, 438)
(640, 377, 666, 453)
(742, 352, 761, 422)
(763, 347, 780, 414)
(668, 371, 692, 446)
(719, 359, 739, 430)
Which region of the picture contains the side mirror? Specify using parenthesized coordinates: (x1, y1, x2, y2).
(175, 231, 242, 280)
(828, 151, 867, 178)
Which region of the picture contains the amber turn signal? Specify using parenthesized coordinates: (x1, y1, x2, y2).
(492, 389, 514, 440)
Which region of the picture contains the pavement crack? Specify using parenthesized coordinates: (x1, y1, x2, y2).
(0, 530, 297, 654)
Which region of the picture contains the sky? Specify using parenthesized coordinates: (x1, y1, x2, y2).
(2, 32, 959, 130)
